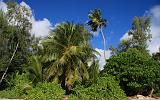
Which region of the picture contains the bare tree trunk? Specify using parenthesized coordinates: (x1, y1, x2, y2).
(0, 42, 19, 84)
(100, 27, 106, 59)
(149, 88, 154, 97)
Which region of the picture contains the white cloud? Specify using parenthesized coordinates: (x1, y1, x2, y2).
(31, 17, 52, 37)
(147, 5, 160, 54)
(120, 32, 132, 41)
(0, 1, 7, 12)
(150, 5, 160, 22)
(20, 1, 52, 37)
(20, 1, 31, 10)
(90, 28, 101, 36)
(0, 1, 52, 37)
(91, 31, 99, 36)
(95, 48, 111, 70)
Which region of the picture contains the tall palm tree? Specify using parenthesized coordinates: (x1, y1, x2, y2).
(87, 9, 107, 59)
(42, 22, 96, 92)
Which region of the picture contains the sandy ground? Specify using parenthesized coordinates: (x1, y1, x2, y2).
(128, 95, 160, 100)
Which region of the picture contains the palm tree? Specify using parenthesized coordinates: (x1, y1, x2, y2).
(28, 55, 43, 83)
(87, 9, 107, 59)
(42, 22, 96, 93)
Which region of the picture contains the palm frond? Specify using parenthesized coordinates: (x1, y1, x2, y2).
(41, 22, 96, 91)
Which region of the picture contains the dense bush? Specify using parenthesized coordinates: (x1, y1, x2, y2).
(25, 82, 65, 100)
(0, 73, 65, 100)
(69, 75, 127, 100)
(0, 73, 31, 99)
(101, 48, 160, 96)
(0, 73, 127, 100)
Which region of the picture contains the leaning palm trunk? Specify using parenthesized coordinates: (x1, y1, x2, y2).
(100, 26, 106, 59)
(0, 42, 19, 84)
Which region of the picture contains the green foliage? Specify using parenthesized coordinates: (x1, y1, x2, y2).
(0, 87, 23, 99)
(41, 22, 96, 91)
(110, 39, 132, 56)
(0, 73, 31, 99)
(101, 48, 160, 95)
(111, 16, 151, 56)
(153, 48, 160, 62)
(70, 75, 127, 100)
(25, 82, 65, 100)
(154, 90, 160, 97)
(87, 9, 107, 31)
(1, 1, 160, 99)
(0, 67, 127, 100)
(0, 73, 65, 100)
(0, 1, 32, 87)
(87, 60, 99, 85)
(0, 11, 10, 72)
(128, 16, 151, 52)
(28, 55, 43, 83)
(7, 1, 32, 31)
(128, 16, 151, 51)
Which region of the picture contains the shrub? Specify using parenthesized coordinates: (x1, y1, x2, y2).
(24, 82, 65, 100)
(0, 73, 65, 100)
(0, 72, 31, 99)
(0, 73, 127, 100)
(101, 48, 160, 96)
(69, 75, 127, 100)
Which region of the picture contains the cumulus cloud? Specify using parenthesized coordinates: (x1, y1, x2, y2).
(147, 5, 160, 53)
(31, 17, 52, 37)
(0, 1, 52, 37)
(20, 1, 52, 37)
(120, 32, 132, 41)
(95, 48, 111, 70)
(0, 1, 7, 12)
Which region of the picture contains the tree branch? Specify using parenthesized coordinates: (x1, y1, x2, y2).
(0, 42, 19, 84)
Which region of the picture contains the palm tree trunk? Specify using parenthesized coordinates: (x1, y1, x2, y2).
(0, 42, 19, 84)
(100, 26, 106, 59)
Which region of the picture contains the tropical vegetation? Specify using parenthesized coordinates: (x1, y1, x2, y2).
(0, 1, 160, 100)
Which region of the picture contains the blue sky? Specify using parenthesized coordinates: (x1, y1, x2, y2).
(10, 0, 159, 49)
(14, 0, 159, 49)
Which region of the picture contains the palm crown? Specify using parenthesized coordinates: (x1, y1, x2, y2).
(41, 22, 96, 91)
(87, 9, 107, 32)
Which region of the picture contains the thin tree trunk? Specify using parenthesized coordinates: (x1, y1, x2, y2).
(149, 88, 154, 97)
(0, 42, 19, 84)
(100, 27, 106, 59)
